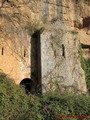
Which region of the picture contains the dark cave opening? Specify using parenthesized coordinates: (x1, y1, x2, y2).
(83, 17, 90, 28)
(20, 78, 31, 93)
(74, 17, 90, 29)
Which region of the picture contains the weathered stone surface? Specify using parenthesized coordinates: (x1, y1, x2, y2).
(41, 27, 87, 93)
(0, 0, 89, 94)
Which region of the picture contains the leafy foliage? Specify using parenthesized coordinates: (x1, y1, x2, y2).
(40, 92, 90, 120)
(82, 59, 90, 95)
(79, 45, 90, 95)
(0, 72, 42, 120)
(0, 72, 90, 120)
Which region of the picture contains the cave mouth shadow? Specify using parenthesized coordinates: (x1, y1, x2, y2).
(20, 78, 31, 94)
(83, 17, 90, 28)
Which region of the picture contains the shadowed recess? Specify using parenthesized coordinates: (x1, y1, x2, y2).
(83, 17, 90, 28)
(20, 78, 31, 93)
(31, 30, 42, 95)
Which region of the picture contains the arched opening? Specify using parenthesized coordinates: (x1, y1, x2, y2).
(20, 78, 31, 93)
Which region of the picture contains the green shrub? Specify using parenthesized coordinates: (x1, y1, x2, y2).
(0, 72, 90, 120)
(79, 44, 90, 95)
(83, 59, 90, 95)
(0, 72, 43, 120)
(40, 92, 90, 120)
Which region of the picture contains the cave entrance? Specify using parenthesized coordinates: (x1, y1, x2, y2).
(20, 78, 31, 94)
(83, 17, 90, 28)
(31, 30, 42, 94)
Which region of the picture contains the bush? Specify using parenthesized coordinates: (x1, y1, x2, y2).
(40, 92, 90, 120)
(83, 59, 90, 95)
(0, 72, 90, 120)
(79, 45, 90, 95)
(80, 56, 90, 95)
(0, 72, 43, 120)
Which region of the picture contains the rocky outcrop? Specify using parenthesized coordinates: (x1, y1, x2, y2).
(41, 25, 87, 94)
(0, 0, 89, 94)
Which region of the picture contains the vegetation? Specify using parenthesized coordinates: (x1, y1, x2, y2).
(79, 44, 90, 95)
(40, 92, 90, 120)
(85, 59, 90, 95)
(0, 72, 90, 120)
(81, 58, 90, 95)
(0, 72, 42, 120)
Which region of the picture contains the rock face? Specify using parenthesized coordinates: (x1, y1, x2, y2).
(41, 27, 87, 94)
(0, 0, 89, 94)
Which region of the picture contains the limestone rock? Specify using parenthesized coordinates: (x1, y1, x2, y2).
(0, 0, 89, 94)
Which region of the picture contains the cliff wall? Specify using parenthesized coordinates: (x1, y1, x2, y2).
(0, 0, 90, 94)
